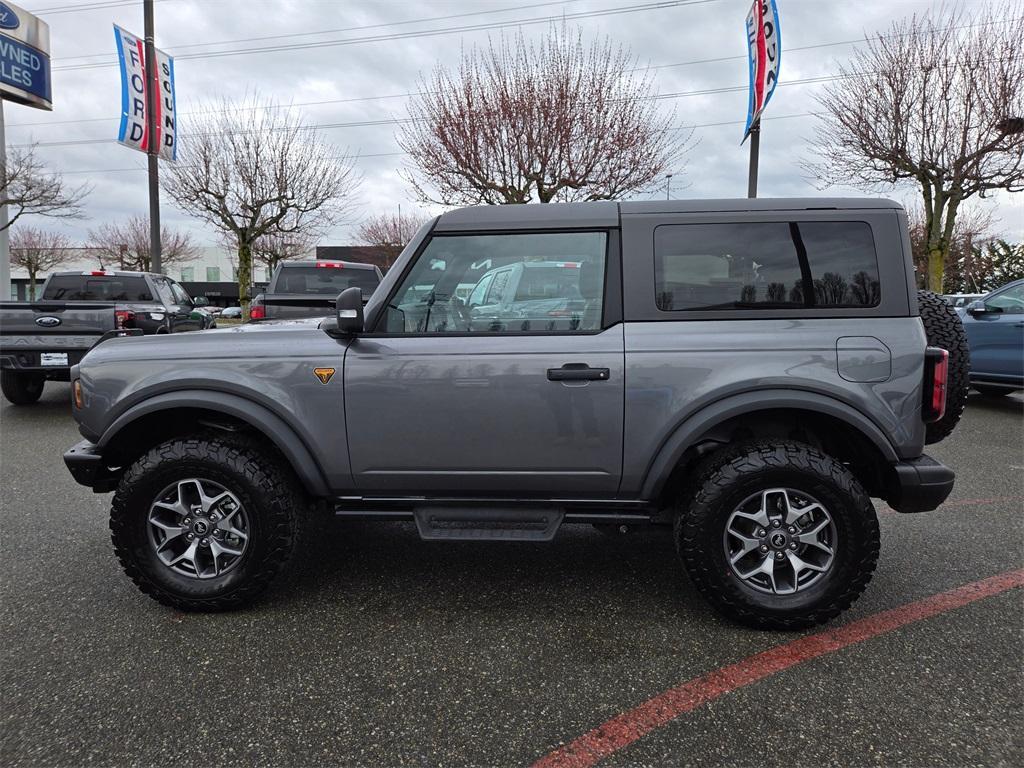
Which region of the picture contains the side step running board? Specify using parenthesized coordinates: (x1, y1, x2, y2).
(413, 506, 564, 542)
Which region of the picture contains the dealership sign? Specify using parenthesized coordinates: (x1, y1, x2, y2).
(743, 0, 781, 140)
(0, 1, 52, 111)
(114, 24, 177, 161)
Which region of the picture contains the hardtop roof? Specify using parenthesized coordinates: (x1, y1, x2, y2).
(434, 198, 903, 231)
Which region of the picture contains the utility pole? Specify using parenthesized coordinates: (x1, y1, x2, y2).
(0, 96, 9, 300)
(747, 121, 760, 198)
(143, 0, 162, 273)
(664, 173, 673, 200)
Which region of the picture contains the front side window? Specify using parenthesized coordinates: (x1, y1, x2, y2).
(654, 221, 880, 311)
(986, 283, 1024, 313)
(381, 231, 608, 334)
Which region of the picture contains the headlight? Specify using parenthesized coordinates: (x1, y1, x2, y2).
(72, 379, 84, 409)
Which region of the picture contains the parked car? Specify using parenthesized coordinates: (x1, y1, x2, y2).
(220, 306, 242, 319)
(943, 293, 985, 308)
(250, 260, 382, 321)
(64, 198, 965, 629)
(0, 270, 206, 405)
(959, 278, 1024, 395)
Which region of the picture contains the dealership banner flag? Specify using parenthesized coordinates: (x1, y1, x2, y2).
(114, 24, 177, 161)
(743, 0, 781, 141)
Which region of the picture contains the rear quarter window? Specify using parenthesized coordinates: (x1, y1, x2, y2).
(654, 221, 880, 311)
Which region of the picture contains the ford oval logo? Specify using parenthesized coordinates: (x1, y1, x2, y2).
(0, 3, 19, 30)
(36, 316, 61, 327)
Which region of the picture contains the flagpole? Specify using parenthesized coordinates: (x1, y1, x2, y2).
(747, 120, 760, 198)
(143, 0, 162, 273)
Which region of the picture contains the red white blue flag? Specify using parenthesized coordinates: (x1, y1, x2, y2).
(743, 0, 781, 141)
(114, 24, 177, 161)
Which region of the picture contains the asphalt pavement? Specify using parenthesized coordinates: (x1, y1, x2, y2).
(1, 384, 1022, 767)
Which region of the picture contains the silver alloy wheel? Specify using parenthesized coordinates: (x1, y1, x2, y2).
(723, 487, 837, 595)
(147, 478, 250, 580)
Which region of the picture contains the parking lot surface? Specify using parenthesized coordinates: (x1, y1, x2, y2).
(2, 386, 1022, 767)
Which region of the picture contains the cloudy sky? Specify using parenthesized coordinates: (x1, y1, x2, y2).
(8, 0, 1022, 249)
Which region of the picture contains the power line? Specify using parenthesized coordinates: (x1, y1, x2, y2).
(52, 0, 587, 62)
(49, 112, 820, 176)
(19, 15, 1017, 130)
(53, 0, 722, 71)
(26, 0, 170, 14)
(8, 74, 838, 150)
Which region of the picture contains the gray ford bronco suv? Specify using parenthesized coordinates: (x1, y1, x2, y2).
(63, 199, 967, 629)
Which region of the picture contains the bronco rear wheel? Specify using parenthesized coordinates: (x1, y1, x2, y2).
(676, 440, 879, 630)
(110, 434, 302, 611)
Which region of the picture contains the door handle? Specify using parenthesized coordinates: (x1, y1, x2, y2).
(547, 363, 610, 381)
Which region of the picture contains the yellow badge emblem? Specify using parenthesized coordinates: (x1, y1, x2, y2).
(313, 367, 336, 385)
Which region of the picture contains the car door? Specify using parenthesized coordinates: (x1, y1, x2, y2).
(343, 229, 624, 495)
(963, 281, 1024, 383)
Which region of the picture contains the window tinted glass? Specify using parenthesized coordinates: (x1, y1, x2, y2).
(987, 283, 1024, 313)
(654, 222, 880, 311)
(275, 266, 380, 295)
(42, 275, 154, 301)
(383, 232, 607, 334)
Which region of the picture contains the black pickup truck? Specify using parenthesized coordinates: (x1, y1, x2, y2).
(249, 260, 382, 320)
(0, 270, 208, 404)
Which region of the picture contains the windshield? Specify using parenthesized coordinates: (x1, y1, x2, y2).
(42, 275, 154, 301)
(273, 266, 379, 295)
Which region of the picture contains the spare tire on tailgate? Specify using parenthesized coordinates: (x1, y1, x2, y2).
(917, 290, 970, 444)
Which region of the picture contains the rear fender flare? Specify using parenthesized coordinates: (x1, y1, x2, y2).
(639, 390, 899, 500)
(97, 390, 330, 496)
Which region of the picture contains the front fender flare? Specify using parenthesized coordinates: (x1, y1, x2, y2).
(639, 389, 899, 501)
(97, 390, 330, 497)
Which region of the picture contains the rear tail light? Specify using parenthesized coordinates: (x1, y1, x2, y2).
(249, 304, 265, 320)
(315, 261, 344, 268)
(923, 347, 948, 422)
(115, 309, 135, 329)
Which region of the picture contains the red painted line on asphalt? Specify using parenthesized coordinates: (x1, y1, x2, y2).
(532, 568, 1024, 768)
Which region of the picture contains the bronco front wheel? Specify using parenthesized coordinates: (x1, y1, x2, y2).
(110, 434, 302, 611)
(676, 441, 880, 630)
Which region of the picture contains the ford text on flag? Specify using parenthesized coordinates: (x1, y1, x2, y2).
(113, 24, 177, 161)
(743, 0, 781, 140)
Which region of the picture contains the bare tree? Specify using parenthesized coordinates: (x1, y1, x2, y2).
(355, 211, 429, 267)
(907, 204, 994, 292)
(88, 215, 199, 272)
(806, 2, 1024, 291)
(10, 226, 73, 299)
(250, 229, 318, 274)
(1, 144, 89, 231)
(399, 24, 688, 205)
(162, 95, 360, 317)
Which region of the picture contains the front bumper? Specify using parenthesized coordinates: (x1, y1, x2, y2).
(64, 439, 120, 493)
(887, 454, 955, 513)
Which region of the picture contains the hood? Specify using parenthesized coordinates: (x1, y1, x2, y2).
(82, 316, 329, 365)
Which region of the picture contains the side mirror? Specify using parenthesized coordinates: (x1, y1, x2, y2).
(966, 300, 991, 315)
(323, 287, 364, 336)
(193, 296, 209, 307)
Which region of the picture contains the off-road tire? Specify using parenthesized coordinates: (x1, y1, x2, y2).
(675, 440, 880, 630)
(1, 370, 45, 405)
(974, 385, 1012, 397)
(110, 434, 303, 611)
(917, 290, 969, 444)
